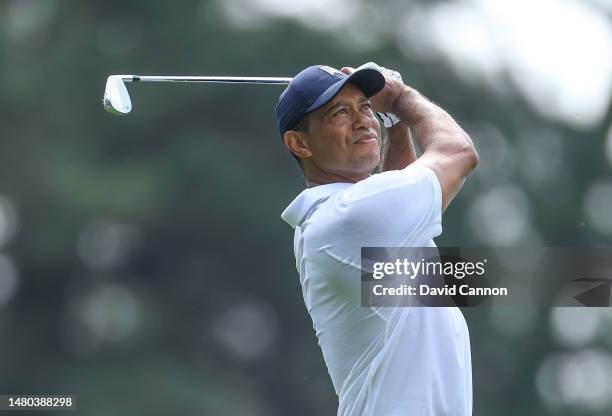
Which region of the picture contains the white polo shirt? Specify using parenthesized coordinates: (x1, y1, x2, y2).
(281, 163, 472, 416)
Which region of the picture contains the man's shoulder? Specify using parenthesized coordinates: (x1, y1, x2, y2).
(283, 163, 441, 231)
(346, 164, 439, 198)
(281, 182, 351, 229)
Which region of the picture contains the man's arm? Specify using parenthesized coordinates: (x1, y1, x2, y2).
(391, 87, 478, 212)
(380, 122, 417, 172)
(342, 64, 478, 212)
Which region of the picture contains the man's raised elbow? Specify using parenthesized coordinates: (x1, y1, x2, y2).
(450, 131, 479, 171)
(452, 135, 479, 172)
(465, 145, 479, 170)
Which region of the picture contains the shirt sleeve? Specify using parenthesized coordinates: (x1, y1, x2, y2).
(334, 163, 443, 247)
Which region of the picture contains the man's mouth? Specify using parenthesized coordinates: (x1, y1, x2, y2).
(353, 132, 378, 144)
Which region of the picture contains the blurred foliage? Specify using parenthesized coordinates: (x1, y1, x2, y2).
(1, 0, 612, 415)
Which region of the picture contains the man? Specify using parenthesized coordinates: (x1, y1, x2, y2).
(276, 64, 478, 415)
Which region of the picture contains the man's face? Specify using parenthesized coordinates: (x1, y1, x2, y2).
(301, 83, 382, 181)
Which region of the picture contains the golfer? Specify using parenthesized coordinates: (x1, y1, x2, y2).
(276, 64, 478, 415)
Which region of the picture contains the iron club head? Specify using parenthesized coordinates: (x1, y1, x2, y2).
(103, 76, 132, 115)
(102, 74, 293, 115)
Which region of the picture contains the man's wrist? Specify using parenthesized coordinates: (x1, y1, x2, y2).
(391, 87, 436, 124)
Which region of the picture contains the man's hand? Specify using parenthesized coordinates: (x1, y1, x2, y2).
(340, 63, 406, 115)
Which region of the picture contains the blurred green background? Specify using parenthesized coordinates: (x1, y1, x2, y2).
(1, 0, 612, 414)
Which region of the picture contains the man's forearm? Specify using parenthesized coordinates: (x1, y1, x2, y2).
(380, 122, 417, 171)
(392, 87, 474, 156)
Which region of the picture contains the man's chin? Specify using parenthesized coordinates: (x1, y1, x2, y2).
(350, 157, 380, 177)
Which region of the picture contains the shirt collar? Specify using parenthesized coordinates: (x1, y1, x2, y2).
(281, 182, 350, 228)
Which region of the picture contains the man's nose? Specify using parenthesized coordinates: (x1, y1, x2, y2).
(351, 108, 371, 130)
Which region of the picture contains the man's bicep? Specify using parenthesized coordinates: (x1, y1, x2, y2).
(414, 149, 476, 213)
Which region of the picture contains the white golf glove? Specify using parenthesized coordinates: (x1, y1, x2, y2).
(355, 62, 403, 128)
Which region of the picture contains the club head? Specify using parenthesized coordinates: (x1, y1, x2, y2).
(103, 76, 132, 115)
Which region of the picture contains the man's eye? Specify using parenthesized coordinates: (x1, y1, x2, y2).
(362, 102, 372, 111)
(333, 108, 347, 117)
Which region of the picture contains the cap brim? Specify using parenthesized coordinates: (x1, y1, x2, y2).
(305, 68, 385, 114)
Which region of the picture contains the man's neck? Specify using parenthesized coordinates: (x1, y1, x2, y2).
(304, 166, 371, 188)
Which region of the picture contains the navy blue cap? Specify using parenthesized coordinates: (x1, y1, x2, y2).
(275, 65, 385, 137)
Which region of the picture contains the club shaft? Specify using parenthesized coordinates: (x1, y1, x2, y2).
(116, 75, 292, 84)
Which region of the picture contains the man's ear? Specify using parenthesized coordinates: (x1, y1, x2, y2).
(283, 131, 312, 159)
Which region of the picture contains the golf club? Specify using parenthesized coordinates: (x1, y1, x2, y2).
(103, 75, 293, 115)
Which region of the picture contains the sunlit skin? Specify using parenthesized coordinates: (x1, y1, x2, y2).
(283, 83, 383, 187)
